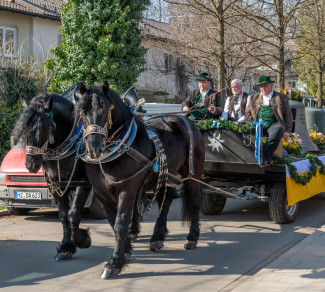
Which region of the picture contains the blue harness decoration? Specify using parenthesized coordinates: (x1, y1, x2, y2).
(44, 115, 83, 161)
(80, 116, 138, 164)
(100, 120, 138, 163)
(252, 118, 266, 166)
(152, 160, 160, 173)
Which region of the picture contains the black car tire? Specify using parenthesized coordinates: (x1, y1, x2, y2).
(269, 182, 299, 224)
(200, 190, 227, 215)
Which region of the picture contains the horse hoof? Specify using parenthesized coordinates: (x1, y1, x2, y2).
(54, 251, 74, 262)
(100, 267, 120, 280)
(124, 253, 131, 263)
(74, 228, 91, 249)
(150, 241, 164, 251)
(184, 240, 198, 250)
(129, 233, 138, 242)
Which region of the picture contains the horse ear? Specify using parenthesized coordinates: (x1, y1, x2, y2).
(20, 95, 30, 108)
(44, 96, 53, 113)
(103, 81, 109, 96)
(78, 82, 88, 95)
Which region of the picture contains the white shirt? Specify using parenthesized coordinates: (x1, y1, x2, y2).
(197, 90, 208, 107)
(261, 90, 274, 106)
(221, 93, 251, 123)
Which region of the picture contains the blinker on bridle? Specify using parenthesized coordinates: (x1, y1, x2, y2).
(25, 101, 56, 155)
(82, 104, 115, 139)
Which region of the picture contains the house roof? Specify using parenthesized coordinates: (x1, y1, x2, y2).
(0, 0, 63, 21)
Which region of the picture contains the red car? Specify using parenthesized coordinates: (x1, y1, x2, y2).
(0, 143, 105, 218)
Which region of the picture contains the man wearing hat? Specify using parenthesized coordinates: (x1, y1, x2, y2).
(245, 75, 293, 164)
(182, 72, 223, 120)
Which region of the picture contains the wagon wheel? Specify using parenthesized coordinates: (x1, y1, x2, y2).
(269, 182, 299, 224)
(200, 188, 227, 215)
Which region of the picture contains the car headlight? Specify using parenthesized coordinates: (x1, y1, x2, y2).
(0, 172, 6, 184)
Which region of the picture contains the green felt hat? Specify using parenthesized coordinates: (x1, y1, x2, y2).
(255, 75, 275, 86)
(195, 72, 212, 81)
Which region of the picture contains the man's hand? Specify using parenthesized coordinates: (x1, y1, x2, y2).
(208, 104, 216, 113)
(282, 132, 290, 140)
(182, 106, 190, 112)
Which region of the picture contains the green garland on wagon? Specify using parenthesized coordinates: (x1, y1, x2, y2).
(195, 119, 255, 133)
(273, 154, 325, 185)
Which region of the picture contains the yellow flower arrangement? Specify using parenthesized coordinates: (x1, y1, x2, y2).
(281, 89, 303, 102)
(282, 133, 302, 155)
(310, 129, 325, 150)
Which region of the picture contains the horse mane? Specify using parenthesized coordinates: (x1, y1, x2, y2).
(12, 93, 73, 145)
(78, 84, 132, 125)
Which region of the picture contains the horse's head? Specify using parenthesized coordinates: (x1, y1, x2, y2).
(12, 94, 56, 173)
(78, 82, 132, 159)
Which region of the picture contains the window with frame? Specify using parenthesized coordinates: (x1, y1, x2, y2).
(0, 26, 17, 57)
(164, 54, 173, 73)
(144, 0, 169, 23)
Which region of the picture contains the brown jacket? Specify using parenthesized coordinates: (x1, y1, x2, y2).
(245, 91, 293, 133)
(227, 92, 249, 119)
(182, 89, 223, 119)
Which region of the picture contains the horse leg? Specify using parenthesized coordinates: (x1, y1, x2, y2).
(101, 191, 135, 280)
(149, 187, 174, 251)
(54, 193, 76, 261)
(69, 186, 92, 249)
(102, 200, 132, 264)
(182, 179, 201, 250)
(128, 193, 142, 242)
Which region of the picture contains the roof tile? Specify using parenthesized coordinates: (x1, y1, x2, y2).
(0, 0, 63, 20)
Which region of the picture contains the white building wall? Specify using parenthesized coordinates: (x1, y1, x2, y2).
(136, 43, 179, 98)
(32, 18, 60, 60)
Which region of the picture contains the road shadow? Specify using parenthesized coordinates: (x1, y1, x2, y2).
(1, 193, 325, 286)
(0, 239, 110, 288)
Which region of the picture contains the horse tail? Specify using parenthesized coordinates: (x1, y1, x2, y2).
(181, 180, 201, 226)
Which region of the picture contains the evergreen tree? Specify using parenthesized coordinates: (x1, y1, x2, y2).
(46, 0, 149, 93)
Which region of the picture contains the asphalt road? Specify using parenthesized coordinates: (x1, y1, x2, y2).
(1, 194, 325, 292)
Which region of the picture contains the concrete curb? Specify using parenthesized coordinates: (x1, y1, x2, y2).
(232, 225, 325, 291)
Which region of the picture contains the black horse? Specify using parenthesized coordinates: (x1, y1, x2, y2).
(78, 82, 205, 279)
(12, 93, 94, 261)
(12, 92, 143, 261)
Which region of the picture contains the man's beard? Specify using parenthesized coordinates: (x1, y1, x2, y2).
(232, 90, 241, 96)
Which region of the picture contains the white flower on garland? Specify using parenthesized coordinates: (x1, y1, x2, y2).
(207, 132, 225, 152)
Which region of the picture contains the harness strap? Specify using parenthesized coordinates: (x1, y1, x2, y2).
(126, 147, 155, 172)
(177, 115, 194, 176)
(148, 114, 195, 176)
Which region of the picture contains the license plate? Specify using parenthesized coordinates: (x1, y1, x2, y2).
(14, 191, 42, 200)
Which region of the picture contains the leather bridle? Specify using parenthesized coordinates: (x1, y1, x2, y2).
(82, 104, 114, 139)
